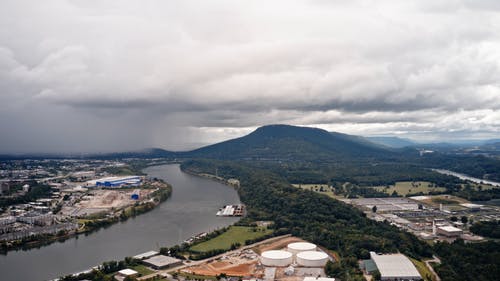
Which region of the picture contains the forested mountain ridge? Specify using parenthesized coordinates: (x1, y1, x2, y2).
(366, 136, 416, 148)
(182, 124, 394, 161)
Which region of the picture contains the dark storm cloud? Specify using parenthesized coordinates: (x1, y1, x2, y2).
(0, 0, 499, 152)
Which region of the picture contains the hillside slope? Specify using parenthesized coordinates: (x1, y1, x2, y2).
(182, 124, 392, 161)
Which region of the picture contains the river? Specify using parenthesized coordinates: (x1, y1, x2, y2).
(0, 164, 241, 281)
(432, 169, 500, 187)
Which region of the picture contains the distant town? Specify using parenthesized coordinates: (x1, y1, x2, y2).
(0, 159, 171, 251)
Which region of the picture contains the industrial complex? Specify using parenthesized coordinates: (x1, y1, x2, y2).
(178, 237, 333, 281)
(342, 194, 498, 243)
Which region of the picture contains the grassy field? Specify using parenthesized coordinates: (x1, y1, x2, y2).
(292, 184, 344, 199)
(189, 226, 273, 253)
(373, 181, 446, 196)
(130, 264, 154, 275)
(462, 183, 498, 190)
(410, 258, 435, 281)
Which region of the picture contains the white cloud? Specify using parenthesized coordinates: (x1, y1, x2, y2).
(0, 0, 499, 152)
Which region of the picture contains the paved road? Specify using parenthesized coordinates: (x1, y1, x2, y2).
(424, 255, 441, 281)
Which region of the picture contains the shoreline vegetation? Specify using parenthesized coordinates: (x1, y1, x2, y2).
(0, 179, 172, 254)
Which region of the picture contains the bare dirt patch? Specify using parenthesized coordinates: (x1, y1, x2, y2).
(254, 236, 305, 254)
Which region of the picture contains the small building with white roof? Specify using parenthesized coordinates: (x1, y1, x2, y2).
(437, 225, 463, 237)
(133, 250, 159, 260)
(115, 268, 139, 281)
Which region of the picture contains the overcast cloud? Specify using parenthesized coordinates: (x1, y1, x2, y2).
(1, 0, 500, 153)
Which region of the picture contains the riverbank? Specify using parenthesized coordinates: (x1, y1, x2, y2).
(0, 179, 172, 254)
(433, 169, 500, 187)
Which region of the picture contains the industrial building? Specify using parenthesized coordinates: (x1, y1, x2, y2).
(460, 203, 483, 211)
(350, 198, 420, 212)
(131, 189, 140, 200)
(133, 250, 159, 260)
(115, 268, 138, 281)
(142, 255, 183, 269)
(296, 251, 329, 267)
(92, 176, 142, 188)
(437, 225, 463, 237)
(369, 252, 421, 281)
(260, 250, 293, 267)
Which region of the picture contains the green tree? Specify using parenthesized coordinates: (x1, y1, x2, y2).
(461, 216, 468, 224)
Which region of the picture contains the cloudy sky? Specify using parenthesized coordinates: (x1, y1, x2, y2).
(1, 0, 500, 153)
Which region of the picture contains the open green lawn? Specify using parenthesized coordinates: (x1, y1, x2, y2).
(130, 264, 154, 275)
(189, 226, 273, 253)
(373, 181, 446, 196)
(293, 184, 344, 199)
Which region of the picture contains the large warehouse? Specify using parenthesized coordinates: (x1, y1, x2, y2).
(93, 176, 142, 187)
(260, 250, 293, 267)
(143, 255, 183, 269)
(369, 252, 421, 281)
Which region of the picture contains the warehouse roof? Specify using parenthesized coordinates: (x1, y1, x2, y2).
(438, 226, 462, 232)
(133, 250, 159, 259)
(118, 269, 138, 276)
(370, 252, 421, 279)
(143, 255, 182, 268)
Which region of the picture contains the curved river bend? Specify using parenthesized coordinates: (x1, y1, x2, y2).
(0, 164, 240, 281)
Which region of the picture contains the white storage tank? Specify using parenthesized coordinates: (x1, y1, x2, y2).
(260, 250, 293, 267)
(296, 251, 329, 267)
(287, 242, 317, 254)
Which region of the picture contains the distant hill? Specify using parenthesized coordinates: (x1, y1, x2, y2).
(89, 148, 176, 159)
(0, 148, 176, 161)
(182, 124, 392, 161)
(366, 136, 416, 148)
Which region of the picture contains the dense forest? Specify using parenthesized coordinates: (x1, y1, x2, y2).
(420, 154, 500, 182)
(470, 220, 500, 238)
(0, 181, 52, 208)
(182, 159, 433, 280)
(433, 240, 500, 281)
